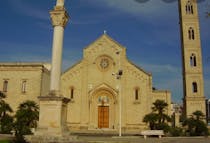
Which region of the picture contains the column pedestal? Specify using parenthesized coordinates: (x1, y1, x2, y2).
(25, 91, 77, 143)
(35, 91, 70, 136)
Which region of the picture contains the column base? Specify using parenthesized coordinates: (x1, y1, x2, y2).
(25, 91, 77, 142)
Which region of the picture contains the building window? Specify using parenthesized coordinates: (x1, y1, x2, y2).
(135, 88, 139, 100)
(3, 80, 8, 92)
(21, 80, 27, 93)
(190, 54, 197, 67)
(188, 27, 195, 40)
(186, 1, 193, 14)
(70, 87, 74, 99)
(192, 82, 198, 93)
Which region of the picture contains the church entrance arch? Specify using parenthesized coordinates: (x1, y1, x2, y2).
(89, 85, 117, 129)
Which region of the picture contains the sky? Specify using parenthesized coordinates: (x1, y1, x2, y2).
(0, 0, 209, 103)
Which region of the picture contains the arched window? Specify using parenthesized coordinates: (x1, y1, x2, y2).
(192, 82, 198, 93)
(3, 80, 8, 92)
(21, 80, 27, 93)
(190, 54, 197, 67)
(186, 1, 194, 14)
(135, 88, 139, 100)
(188, 27, 195, 40)
(70, 87, 74, 99)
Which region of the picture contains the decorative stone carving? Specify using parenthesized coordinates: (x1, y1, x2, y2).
(50, 6, 69, 27)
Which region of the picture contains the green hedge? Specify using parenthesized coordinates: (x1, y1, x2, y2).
(0, 140, 11, 143)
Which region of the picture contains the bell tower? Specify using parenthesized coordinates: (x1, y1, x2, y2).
(179, 0, 206, 117)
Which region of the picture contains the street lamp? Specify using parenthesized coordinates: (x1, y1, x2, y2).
(118, 69, 122, 137)
(112, 50, 123, 136)
(208, 99, 210, 124)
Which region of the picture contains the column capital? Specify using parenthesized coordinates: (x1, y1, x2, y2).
(50, 6, 69, 28)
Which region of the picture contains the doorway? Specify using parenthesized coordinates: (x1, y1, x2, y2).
(98, 106, 109, 128)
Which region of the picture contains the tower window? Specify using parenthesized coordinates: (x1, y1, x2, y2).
(190, 54, 197, 67)
(3, 80, 8, 92)
(70, 87, 74, 99)
(21, 80, 27, 93)
(192, 82, 198, 93)
(186, 1, 194, 14)
(135, 88, 139, 100)
(188, 27, 195, 40)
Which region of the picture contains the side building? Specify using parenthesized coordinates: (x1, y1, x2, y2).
(0, 63, 50, 111)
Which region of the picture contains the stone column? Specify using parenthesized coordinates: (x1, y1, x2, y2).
(50, 0, 69, 93)
(34, 0, 70, 138)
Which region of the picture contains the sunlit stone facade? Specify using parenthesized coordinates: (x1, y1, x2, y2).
(0, 63, 50, 111)
(179, 0, 206, 117)
(0, 35, 171, 133)
(61, 34, 171, 132)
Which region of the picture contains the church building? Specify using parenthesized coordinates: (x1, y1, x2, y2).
(60, 34, 171, 131)
(0, 34, 171, 132)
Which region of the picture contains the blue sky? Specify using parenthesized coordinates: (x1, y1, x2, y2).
(0, 0, 209, 103)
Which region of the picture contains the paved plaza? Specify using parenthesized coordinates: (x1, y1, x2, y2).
(1, 134, 210, 143)
(76, 136, 210, 143)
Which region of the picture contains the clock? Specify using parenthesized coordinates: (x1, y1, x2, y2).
(100, 58, 109, 69)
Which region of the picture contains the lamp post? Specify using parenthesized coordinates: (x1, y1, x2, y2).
(208, 99, 210, 124)
(116, 51, 123, 137)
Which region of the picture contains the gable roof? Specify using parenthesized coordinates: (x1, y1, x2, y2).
(127, 60, 151, 76)
(84, 33, 126, 51)
(62, 33, 151, 77)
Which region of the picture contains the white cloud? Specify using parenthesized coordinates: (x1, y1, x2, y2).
(90, 0, 208, 22)
(0, 41, 51, 62)
(139, 62, 183, 102)
(140, 63, 181, 74)
(8, 0, 49, 21)
(141, 62, 210, 102)
(91, 0, 178, 19)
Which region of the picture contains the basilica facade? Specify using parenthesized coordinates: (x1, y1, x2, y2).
(61, 34, 171, 131)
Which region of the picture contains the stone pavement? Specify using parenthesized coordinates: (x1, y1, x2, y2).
(76, 136, 210, 143)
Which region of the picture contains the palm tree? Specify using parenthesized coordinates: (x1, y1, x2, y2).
(0, 91, 13, 119)
(15, 100, 39, 131)
(183, 110, 208, 136)
(0, 91, 6, 99)
(14, 100, 39, 142)
(152, 100, 170, 124)
(192, 110, 204, 121)
(14, 100, 39, 143)
(143, 113, 158, 130)
(0, 100, 13, 117)
(143, 100, 171, 132)
(0, 91, 13, 134)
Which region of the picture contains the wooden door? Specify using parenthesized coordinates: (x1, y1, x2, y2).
(98, 106, 109, 128)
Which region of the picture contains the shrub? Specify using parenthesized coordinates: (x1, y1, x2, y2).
(0, 114, 13, 134)
(170, 127, 183, 136)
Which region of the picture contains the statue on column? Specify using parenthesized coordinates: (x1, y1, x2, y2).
(56, 0, 64, 6)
